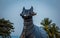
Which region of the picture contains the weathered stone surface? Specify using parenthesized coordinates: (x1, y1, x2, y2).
(20, 7, 47, 38)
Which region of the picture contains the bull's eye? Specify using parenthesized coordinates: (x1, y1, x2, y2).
(24, 14, 26, 16)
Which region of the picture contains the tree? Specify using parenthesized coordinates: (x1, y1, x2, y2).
(40, 18, 60, 38)
(41, 18, 52, 38)
(0, 18, 14, 38)
(49, 23, 60, 38)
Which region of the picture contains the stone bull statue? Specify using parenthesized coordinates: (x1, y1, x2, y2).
(20, 6, 47, 38)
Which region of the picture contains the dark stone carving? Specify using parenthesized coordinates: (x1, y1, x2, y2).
(20, 7, 47, 38)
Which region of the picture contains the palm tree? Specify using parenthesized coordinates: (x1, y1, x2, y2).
(0, 18, 14, 38)
(50, 23, 60, 38)
(41, 18, 52, 38)
(40, 18, 60, 38)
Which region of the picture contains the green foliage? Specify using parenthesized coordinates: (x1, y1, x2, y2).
(0, 18, 14, 38)
(40, 18, 60, 38)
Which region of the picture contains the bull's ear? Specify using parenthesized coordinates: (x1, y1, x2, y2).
(30, 6, 33, 11)
(23, 7, 25, 11)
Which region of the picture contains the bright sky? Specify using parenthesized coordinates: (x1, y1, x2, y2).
(0, 0, 60, 36)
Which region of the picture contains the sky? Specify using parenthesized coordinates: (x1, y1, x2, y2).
(0, 0, 60, 36)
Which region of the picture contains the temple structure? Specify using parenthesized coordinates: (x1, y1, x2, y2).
(20, 7, 47, 38)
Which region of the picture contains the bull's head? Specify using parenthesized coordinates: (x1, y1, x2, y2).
(20, 6, 36, 19)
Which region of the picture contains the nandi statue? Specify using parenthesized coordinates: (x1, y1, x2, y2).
(20, 6, 47, 38)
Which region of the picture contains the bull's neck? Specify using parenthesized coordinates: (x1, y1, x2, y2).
(23, 17, 34, 36)
(23, 18, 34, 30)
